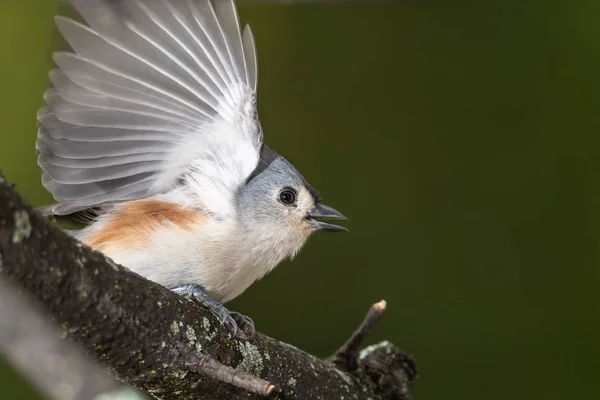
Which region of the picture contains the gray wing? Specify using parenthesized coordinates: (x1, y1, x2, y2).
(38, 0, 262, 216)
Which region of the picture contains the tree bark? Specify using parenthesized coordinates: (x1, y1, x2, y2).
(0, 173, 416, 400)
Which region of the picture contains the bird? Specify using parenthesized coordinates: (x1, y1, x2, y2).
(35, 0, 347, 336)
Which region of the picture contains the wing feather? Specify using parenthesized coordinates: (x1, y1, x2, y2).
(38, 131, 171, 158)
(242, 25, 258, 92)
(53, 53, 209, 119)
(38, 0, 261, 215)
(40, 160, 163, 184)
(43, 173, 156, 201)
(49, 70, 204, 126)
(213, 0, 247, 83)
(54, 16, 218, 114)
(40, 151, 166, 168)
(39, 109, 181, 142)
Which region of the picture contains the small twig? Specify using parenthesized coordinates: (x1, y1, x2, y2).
(329, 300, 387, 371)
(186, 352, 276, 397)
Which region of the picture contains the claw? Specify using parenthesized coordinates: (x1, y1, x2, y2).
(230, 311, 256, 337)
(170, 284, 254, 338)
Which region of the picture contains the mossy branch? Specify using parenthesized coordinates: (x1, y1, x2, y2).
(0, 173, 416, 400)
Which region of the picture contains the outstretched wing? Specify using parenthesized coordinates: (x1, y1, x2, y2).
(37, 0, 262, 217)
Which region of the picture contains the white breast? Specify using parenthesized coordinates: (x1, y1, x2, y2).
(84, 212, 306, 304)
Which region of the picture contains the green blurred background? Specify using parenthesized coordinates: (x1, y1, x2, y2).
(2, 0, 599, 399)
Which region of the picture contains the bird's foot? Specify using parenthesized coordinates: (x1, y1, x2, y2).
(170, 284, 255, 338)
(229, 311, 256, 338)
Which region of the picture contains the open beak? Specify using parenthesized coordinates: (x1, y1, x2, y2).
(307, 203, 348, 232)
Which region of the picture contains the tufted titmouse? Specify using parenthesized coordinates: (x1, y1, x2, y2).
(36, 0, 347, 336)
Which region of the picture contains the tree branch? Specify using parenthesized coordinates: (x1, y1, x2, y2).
(0, 173, 416, 400)
(0, 279, 129, 400)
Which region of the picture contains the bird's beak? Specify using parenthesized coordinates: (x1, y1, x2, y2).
(307, 203, 348, 232)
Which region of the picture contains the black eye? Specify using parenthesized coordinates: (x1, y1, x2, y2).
(278, 188, 297, 205)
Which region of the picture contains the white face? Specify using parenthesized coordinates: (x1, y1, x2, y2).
(273, 185, 318, 234)
(239, 156, 346, 260)
(266, 184, 317, 263)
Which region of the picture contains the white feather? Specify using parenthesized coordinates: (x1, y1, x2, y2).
(38, 0, 261, 217)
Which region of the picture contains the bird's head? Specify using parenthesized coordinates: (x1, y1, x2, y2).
(237, 147, 346, 255)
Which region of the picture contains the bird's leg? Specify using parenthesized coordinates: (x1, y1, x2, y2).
(170, 284, 255, 338)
